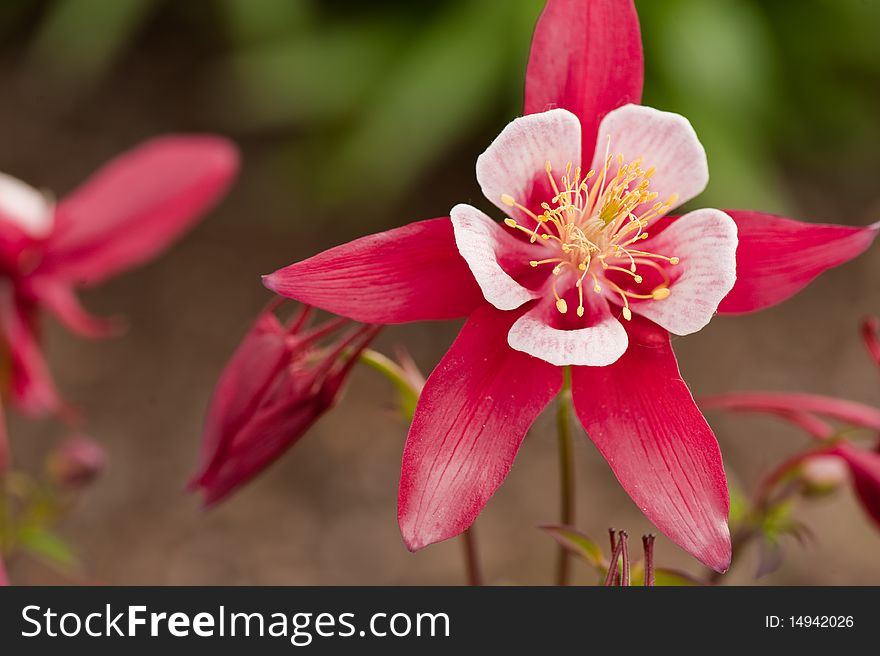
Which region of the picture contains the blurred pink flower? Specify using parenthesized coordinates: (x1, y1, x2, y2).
(0, 136, 239, 415)
(262, 0, 877, 571)
(189, 303, 378, 506)
(46, 434, 107, 489)
(702, 318, 880, 528)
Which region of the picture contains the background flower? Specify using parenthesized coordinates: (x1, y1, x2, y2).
(0, 136, 239, 416)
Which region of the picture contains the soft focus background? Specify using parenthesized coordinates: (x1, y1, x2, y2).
(2, 0, 879, 584)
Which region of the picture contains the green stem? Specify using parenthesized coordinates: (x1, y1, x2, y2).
(555, 367, 575, 586)
(359, 349, 414, 397)
(359, 348, 420, 419)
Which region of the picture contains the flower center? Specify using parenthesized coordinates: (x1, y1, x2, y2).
(500, 140, 679, 320)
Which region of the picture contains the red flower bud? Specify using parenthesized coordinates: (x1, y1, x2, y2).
(189, 302, 378, 506)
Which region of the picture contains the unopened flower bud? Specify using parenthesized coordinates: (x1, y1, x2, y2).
(46, 435, 107, 489)
(799, 454, 848, 496)
(189, 302, 379, 506)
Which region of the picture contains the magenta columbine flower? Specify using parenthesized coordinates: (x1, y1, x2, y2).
(262, 0, 878, 571)
(0, 136, 238, 415)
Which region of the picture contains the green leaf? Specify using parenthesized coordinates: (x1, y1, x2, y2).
(627, 562, 704, 586)
(17, 527, 80, 573)
(762, 499, 795, 540)
(652, 568, 704, 586)
(728, 486, 750, 527)
(539, 526, 605, 571)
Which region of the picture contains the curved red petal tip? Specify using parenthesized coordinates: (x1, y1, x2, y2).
(399, 521, 431, 553)
(718, 212, 878, 314)
(571, 317, 733, 573)
(260, 219, 483, 323)
(261, 273, 280, 294)
(705, 527, 733, 574)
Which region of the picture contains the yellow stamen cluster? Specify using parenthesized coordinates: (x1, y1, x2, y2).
(501, 138, 680, 320)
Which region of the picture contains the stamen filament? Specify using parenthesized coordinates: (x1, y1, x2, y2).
(499, 141, 681, 327)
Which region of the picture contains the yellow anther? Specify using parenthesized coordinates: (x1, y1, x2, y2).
(499, 147, 680, 326)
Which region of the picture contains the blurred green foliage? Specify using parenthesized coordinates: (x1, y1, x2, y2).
(4, 0, 879, 217)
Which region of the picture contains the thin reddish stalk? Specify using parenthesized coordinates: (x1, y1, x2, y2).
(608, 528, 620, 586)
(619, 531, 630, 586)
(603, 531, 624, 587)
(642, 534, 655, 587)
(461, 527, 483, 586)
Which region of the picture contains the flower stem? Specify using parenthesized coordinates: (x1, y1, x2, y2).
(642, 534, 655, 587)
(555, 367, 575, 586)
(359, 348, 422, 420)
(461, 526, 483, 586)
(603, 531, 625, 586)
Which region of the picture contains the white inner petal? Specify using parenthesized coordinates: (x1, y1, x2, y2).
(0, 173, 54, 237)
